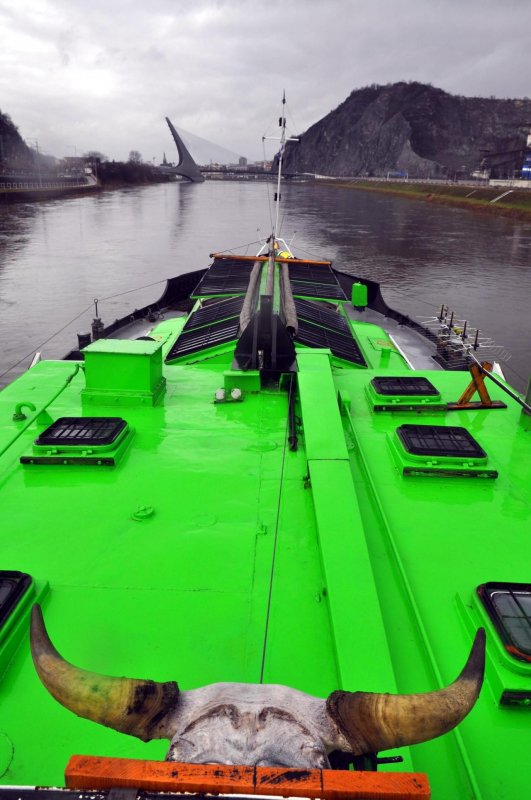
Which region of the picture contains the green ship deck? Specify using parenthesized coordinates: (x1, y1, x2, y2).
(0, 271, 530, 798)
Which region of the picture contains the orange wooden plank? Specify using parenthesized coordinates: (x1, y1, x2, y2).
(323, 769, 431, 799)
(254, 766, 322, 797)
(209, 252, 333, 266)
(65, 756, 255, 795)
(65, 755, 430, 799)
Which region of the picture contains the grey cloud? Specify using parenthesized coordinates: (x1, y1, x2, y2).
(1, 0, 530, 162)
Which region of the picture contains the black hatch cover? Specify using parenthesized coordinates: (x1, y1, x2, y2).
(0, 571, 32, 628)
(397, 424, 487, 458)
(35, 417, 127, 447)
(372, 376, 439, 396)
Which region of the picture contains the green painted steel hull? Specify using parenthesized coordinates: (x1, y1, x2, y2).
(0, 265, 529, 798)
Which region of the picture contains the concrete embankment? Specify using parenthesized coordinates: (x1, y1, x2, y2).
(317, 178, 531, 221)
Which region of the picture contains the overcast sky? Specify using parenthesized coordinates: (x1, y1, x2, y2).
(1, 0, 530, 164)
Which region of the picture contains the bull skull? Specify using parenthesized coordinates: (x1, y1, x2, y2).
(30, 605, 485, 768)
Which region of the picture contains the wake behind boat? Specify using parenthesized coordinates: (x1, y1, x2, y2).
(0, 99, 529, 800)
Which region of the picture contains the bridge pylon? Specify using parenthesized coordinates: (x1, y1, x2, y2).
(165, 118, 205, 183)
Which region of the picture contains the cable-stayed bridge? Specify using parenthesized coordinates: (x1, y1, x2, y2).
(165, 118, 250, 182)
(173, 127, 245, 166)
(163, 118, 298, 183)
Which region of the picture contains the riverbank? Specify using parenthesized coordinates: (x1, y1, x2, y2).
(318, 179, 531, 221)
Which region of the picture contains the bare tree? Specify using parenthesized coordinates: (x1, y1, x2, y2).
(83, 151, 107, 163)
(128, 150, 142, 163)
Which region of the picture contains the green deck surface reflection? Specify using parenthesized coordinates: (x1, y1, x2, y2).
(0, 314, 529, 798)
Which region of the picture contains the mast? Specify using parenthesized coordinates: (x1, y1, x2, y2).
(263, 92, 299, 251)
(273, 92, 287, 245)
(233, 96, 299, 375)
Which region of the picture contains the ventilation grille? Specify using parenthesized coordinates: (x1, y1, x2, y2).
(397, 425, 487, 458)
(35, 417, 127, 447)
(372, 377, 439, 396)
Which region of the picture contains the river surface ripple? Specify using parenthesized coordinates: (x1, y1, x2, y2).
(0, 181, 530, 391)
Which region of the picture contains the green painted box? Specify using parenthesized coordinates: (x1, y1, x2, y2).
(82, 339, 166, 406)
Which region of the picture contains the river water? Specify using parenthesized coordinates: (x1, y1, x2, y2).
(0, 181, 530, 391)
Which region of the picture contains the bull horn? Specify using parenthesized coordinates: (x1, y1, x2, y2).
(30, 604, 179, 742)
(327, 629, 485, 754)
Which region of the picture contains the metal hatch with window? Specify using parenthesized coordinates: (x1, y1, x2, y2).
(20, 416, 132, 466)
(389, 423, 497, 478)
(478, 582, 531, 664)
(367, 375, 444, 411)
(0, 571, 32, 629)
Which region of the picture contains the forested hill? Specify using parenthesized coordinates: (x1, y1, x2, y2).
(0, 109, 33, 166)
(282, 82, 531, 178)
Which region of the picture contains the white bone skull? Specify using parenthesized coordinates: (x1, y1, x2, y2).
(30, 605, 485, 768)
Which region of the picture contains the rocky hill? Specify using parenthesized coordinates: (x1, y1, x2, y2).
(0, 109, 34, 168)
(283, 83, 531, 178)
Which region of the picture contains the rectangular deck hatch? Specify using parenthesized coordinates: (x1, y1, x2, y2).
(21, 417, 132, 467)
(390, 424, 496, 477)
(478, 582, 531, 663)
(368, 376, 444, 412)
(397, 424, 487, 459)
(372, 377, 439, 396)
(0, 571, 32, 628)
(35, 417, 127, 447)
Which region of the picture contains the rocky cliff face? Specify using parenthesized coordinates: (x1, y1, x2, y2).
(282, 83, 531, 177)
(0, 110, 33, 168)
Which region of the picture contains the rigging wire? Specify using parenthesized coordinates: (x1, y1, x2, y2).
(283, 97, 302, 141)
(259, 375, 293, 684)
(0, 277, 170, 381)
(497, 359, 527, 385)
(215, 239, 266, 255)
(262, 135, 274, 234)
(0, 303, 94, 381)
(98, 278, 167, 302)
